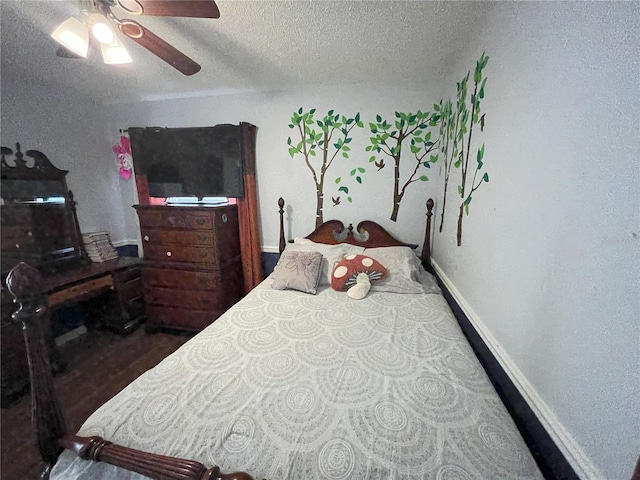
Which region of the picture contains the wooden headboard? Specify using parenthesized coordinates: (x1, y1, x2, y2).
(277, 197, 435, 268)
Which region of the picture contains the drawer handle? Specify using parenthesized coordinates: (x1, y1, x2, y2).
(222, 214, 228, 223)
(144, 235, 149, 241)
(27, 231, 33, 237)
(196, 218, 206, 225)
(197, 233, 208, 241)
(166, 251, 172, 257)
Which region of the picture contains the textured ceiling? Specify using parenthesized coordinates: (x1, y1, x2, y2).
(1, 1, 494, 103)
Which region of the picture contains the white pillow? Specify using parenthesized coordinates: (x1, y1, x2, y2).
(285, 241, 364, 285)
(362, 246, 424, 294)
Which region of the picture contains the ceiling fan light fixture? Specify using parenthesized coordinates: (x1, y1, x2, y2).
(51, 17, 89, 58)
(88, 13, 115, 44)
(100, 36, 133, 64)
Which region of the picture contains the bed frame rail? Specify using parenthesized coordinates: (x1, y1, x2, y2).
(6, 262, 254, 480)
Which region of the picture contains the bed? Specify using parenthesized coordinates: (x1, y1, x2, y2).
(8, 198, 543, 480)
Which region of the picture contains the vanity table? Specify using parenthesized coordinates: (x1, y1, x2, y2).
(1, 144, 145, 406)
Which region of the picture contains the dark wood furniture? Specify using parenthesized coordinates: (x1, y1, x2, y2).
(134, 204, 244, 332)
(1, 144, 145, 406)
(10, 197, 435, 480)
(44, 256, 145, 334)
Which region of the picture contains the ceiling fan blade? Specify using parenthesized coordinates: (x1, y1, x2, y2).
(119, 20, 201, 76)
(119, 0, 220, 18)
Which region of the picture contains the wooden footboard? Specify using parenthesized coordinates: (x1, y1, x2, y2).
(6, 262, 254, 480)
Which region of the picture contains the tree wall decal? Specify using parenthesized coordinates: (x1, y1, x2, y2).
(436, 52, 490, 245)
(455, 53, 489, 246)
(365, 110, 440, 222)
(287, 108, 363, 227)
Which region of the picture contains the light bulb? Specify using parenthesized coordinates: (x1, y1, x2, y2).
(88, 13, 114, 44)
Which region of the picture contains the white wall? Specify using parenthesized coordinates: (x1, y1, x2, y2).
(103, 81, 445, 251)
(0, 71, 136, 245)
(432, 3, 639, 478)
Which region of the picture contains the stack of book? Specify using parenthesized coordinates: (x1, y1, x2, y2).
(82, 231, 119, 262)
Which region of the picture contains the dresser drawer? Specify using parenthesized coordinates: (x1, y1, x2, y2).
(142, 267, 219, 291)
(113, 266, 141, 284)
(1, 230, 37, 252)
(137, 209, 214, 230)
(143, 286, 221, 310)
(143, 244, 218, 264)
(140, 229, 215, 246)
(116, 278, 143, 301)
(146, 305, 221, 331)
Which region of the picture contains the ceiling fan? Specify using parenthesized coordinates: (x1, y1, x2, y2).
(51, 0, 220, 76)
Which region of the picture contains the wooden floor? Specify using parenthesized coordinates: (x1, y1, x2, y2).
(0, 326, 192, 480)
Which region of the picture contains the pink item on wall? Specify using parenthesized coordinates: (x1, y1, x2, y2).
(112, 135, 133, 181)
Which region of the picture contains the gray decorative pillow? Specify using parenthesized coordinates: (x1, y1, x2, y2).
(271, 250, 324, 294)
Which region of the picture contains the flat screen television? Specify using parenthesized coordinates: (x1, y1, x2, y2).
(128, 125, 245, 199)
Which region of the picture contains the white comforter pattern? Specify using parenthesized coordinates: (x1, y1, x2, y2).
(51, 280, 542, 480)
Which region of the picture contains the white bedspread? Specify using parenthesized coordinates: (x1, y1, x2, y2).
(51, 278, 542, 480)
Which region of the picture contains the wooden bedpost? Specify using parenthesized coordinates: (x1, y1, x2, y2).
(421, 198, 434, 269)
(6, 262, 67, 479)
(278, 197, 286, 254)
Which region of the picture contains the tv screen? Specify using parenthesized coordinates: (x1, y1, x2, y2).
(128, 125, 245, 198)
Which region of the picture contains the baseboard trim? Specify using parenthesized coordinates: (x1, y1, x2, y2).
(431, 260, 603, 480)
(112, 239, 139, 248)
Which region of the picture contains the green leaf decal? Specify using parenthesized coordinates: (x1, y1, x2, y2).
(338, 186, 349, 194)
(465, 203, 470, 216)
(430, 155, 438, 163)
(457, 185, 463, 195)
(376, 114, 382, 122)
(357, 167, 365, 173)
(347, 196, 353, 203)
(422, 162, 431, 168)
(369, 155, 376, 163)
(419, 175, 429, 181)
(483, 172, 490, 182)
(356, 176, 362, 184)
(350, 169, 357, 176)
(335, 177, 341, 184)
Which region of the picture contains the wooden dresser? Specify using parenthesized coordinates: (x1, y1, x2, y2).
(135, 204, 244, 332)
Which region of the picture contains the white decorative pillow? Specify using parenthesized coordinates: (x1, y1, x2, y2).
(271, 250, 323, 294)
(285, 241, 364, 285)
(362, 246, 424, 294)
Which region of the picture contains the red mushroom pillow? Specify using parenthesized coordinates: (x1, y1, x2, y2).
(331, 254, 387, 291)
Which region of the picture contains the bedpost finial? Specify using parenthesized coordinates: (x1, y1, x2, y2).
(6, 261, 45, 311)
(426, 198, 434, 217)
(278, 197, 285, 210)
